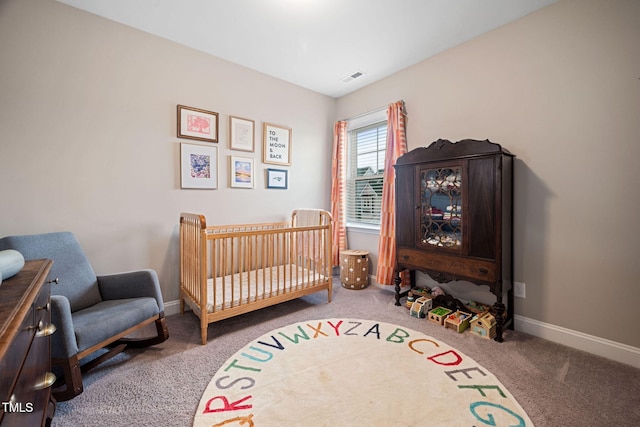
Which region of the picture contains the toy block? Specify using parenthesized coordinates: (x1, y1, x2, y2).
(444, 310, 472, 333)
(427, 307, 452, 325)
(469, 312, 497, 339)
(410, 296, 434, 318)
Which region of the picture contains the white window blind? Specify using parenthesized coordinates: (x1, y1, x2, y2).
(346, 118, 387, 227)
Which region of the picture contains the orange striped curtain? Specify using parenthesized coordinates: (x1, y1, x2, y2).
(376, 101, 408, 285)
(331, 121, 348, 266)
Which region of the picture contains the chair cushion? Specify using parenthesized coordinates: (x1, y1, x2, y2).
(72, 298, 160, 353)
(0, 232, 102, 312)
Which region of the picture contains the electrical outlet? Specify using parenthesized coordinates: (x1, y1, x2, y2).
(514, 281, 526, 299)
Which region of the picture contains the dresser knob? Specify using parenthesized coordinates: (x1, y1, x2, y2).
(27, 321, 41, 332)
(34, 372, 57, 390)
(37, 302, 51, 311)
(36, 322, 57, 337)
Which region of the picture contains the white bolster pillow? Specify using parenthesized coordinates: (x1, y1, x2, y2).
(0, 249, 25, 285)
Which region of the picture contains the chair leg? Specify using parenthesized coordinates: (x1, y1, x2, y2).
(118, 313, 169, 348)
(155, 315, 170, 342)
(52, 355, 83, 402)
(52, 343, 129, 401)
(50, 314, 169, 401)
(80, 343, 128, 373)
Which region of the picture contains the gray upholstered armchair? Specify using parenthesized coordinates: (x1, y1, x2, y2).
(0, 232, 169, 401)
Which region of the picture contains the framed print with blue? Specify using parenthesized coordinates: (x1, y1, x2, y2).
(180, 143, 217, 189)
(266, 168, 288, 189)
(230, 156, 254, 188)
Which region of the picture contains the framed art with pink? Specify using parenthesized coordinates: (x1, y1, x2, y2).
(177, 105, 219, 143)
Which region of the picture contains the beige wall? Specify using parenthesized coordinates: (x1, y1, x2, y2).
(336, 0, 640, 348)
(2, 0, 639, 350)
(0, 0, 335, 303)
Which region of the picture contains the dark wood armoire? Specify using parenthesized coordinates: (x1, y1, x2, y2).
(394, 139, 514, 341)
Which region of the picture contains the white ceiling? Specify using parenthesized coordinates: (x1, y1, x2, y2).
(57, 0, 558, 98)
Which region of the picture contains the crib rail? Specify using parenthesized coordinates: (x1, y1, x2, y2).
(206, 221, 290, 234)
(205, 224, 330, 310)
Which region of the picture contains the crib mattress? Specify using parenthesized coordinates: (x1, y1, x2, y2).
(206, 264, 324, 313)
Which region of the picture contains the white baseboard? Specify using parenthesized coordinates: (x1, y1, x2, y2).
(164, 299, 184, 317)
(514, 314, 640, 369)
(162, 293, 640, 369)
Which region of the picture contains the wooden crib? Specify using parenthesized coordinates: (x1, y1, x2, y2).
(179, 210, 333, 344)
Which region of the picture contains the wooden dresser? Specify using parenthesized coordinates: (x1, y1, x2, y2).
(0, 260, 56, 427)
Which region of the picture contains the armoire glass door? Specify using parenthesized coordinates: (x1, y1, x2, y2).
(418, 165, 463, 250)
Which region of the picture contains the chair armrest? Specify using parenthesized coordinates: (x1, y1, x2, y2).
(97, 269, 165, 312)
(50, 295, 79, 359)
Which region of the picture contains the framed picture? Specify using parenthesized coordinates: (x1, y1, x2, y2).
(230, 156, 254, 188)
(263, 123, 291, 166)
(229, 116, 255, 152)
(266, 168, 288, 189)
(177, 105, 218, 143)
(180, 143, 217, 189)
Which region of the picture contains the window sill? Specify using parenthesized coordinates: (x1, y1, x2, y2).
(346, 223, 380, 235)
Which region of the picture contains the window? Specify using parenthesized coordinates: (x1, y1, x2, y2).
(346, 119, 387, 227)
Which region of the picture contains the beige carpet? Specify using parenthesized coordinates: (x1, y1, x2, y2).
(194, 318, 533, 427)
(50, 281, 640, 427)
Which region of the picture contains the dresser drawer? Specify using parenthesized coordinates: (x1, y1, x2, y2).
(34, 282, 51, 327)
(397, 247, 497, 283)
(0, 307, 35, 403)
(1, 329, 54, 427)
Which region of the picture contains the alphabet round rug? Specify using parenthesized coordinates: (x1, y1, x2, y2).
(194, 318, 533, 427)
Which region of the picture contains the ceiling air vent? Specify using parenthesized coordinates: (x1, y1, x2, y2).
(341, 71, 364, 83)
